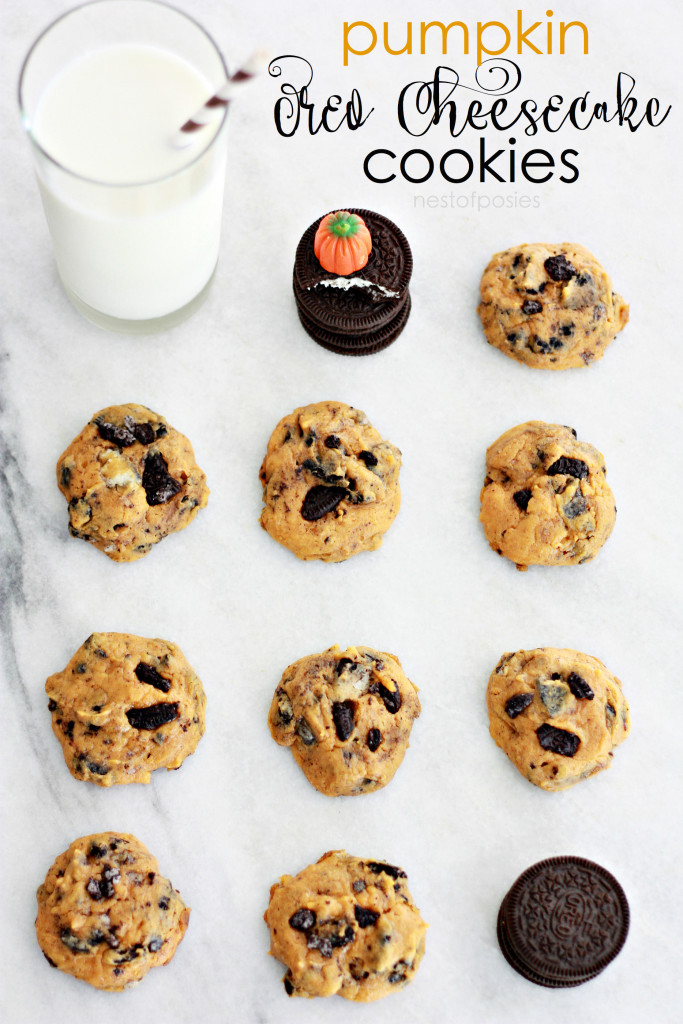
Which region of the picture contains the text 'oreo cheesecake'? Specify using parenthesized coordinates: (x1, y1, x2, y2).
(293, 209, 413, 355)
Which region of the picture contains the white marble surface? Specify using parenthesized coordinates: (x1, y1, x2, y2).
(2, 1, 683, 1022)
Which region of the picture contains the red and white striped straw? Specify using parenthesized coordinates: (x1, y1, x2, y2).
(173, 50, 269, 148)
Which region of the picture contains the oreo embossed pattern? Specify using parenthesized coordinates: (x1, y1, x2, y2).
(293, 208, 413, 355)
(496, 856, 629, 987)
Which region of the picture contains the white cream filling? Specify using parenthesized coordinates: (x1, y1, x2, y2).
(313, 277, 400, 299)
(99, 450, 140, 489)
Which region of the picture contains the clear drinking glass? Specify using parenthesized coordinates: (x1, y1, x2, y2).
(18, 0, 230, 333)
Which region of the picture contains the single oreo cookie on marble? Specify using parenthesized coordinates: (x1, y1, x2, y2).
(496, 856, 629, 987)
(293, 209, 413, 355)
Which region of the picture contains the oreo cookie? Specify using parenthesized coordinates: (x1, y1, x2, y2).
(293, 209, 413, 355)
(496, 856, 629, 987)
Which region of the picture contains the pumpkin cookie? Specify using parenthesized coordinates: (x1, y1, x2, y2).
(293, 209, 412, 355)
(36, 832, 189, 990)
(259, 401, 401, 562)
(56, 402, 208, 561)
(265, 850, 427, 1001)
(480, 421, 616, 569)
(268, 644, 420, 796)
(478, 242, 628, 368)
(46, 632, 206, 785)
(487, 648, 630, 791)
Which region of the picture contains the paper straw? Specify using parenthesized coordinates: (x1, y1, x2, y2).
(173, 50, 269, 148)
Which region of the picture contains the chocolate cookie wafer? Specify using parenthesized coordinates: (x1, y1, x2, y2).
(496, 856, 629, 987)
(293, 209, 412, 355)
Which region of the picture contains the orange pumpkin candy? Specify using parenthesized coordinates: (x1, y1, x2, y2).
(314, 211, 372, 276)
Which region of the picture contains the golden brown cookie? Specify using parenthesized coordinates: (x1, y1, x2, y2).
(265, 850, 427, 1000)
(479, 421, 616, 569)
(259, 401, 401, 562)
(36, 832, 189, 990)
(46, 632, 206, 785)
(478, 242, 628, 369)
(487, 648, 630, 791)
(56, 402, 209, 561)
(268, 644, 420, 796)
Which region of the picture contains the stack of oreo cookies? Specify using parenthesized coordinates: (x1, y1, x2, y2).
(497, 856, 630, 987)
(293, 208, 413, 355)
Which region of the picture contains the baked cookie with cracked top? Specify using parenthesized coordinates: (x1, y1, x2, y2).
(487, 648, 630, 791)
(57, 402, 209, 561)
(269, 644, 420, 796)
(480, 421, 616, 570)
(46, 632, 206, 785)
(265, 850, 427, 1001)
(478, 242, 628, 368)
(259, 401, 401, 561)
(36, 831, 189, 990)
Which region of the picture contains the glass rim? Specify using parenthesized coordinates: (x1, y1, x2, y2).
(17, 0, 230, 189)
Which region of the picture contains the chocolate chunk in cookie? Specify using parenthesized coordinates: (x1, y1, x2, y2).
(36, 832, 189, 990)
(487, 648, 629, 790)
(478, 243, 628, 369)
(259, 402, 401, 562)
(268, 645, 420, 796)
(56, 403, 208, 562)
(480, 421, 616, 569)
(301, 484, 347, 521)
(46, 633, 206, 785)
(265, 850, 426, 1000)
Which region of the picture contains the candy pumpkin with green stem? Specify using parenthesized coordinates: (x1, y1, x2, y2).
(314, 211, 372, 276)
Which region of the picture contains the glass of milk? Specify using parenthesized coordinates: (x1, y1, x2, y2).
(18, 0, 230, 333)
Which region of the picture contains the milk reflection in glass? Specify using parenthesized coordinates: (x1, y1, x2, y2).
(33, 44, 225, 321)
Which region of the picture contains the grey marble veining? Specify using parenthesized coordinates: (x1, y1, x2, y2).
(2, 2, 683, 1023)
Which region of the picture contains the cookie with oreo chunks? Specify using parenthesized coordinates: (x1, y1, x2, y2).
(265, 850, 427, 1001)
(35, 832, 189, 990)
(497, 856, 629, 986)
(479, 421, 616, 569)
(478, 242, 629, 368)
(269, 644, 420, 796)
(293, 209, 413, 355)
(45, 632, 206, 785)
(259, 400, 401, 562)
(56, 402, 209, 561)
(487, 648, 630, 791)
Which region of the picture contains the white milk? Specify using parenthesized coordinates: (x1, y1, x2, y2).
(32, 44, 227, 322)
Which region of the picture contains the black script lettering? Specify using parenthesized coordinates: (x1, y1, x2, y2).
(396, 65, 670, 140)
(615, 72, 671, 131)
(269, 55, 373, 136)
(398, 61, 521, 138)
